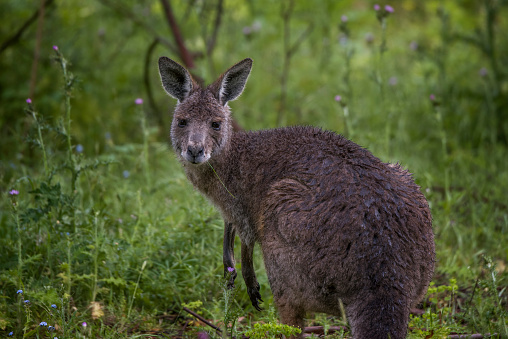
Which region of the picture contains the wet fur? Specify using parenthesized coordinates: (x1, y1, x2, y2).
(159, 57, 435, 339)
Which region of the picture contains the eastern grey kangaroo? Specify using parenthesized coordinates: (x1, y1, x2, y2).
(158, 57, 435, 339)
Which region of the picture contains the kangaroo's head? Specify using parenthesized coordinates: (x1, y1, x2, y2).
(158, 57, 252, 165)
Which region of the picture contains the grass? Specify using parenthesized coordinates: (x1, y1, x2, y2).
(1, 1, 507, 338)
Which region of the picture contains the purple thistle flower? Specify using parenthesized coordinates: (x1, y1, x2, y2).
(335, 95, 342, 102)
(10, 189, 19, 196)
(17, 289, 23, 294)
(374, 4, 380, 11)
(26, 98, 32, 104)
(53, 45, 58, 51)
(479, 67, 488, 77)
(227, 266, 235, 272)
(385, 5, 394, 13)
(429, 94, 436, 101)
(341, 15, 348, 22)
(135, 98, 143, 105)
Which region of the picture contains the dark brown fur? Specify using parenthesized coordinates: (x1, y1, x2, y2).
(158, 57, 435, 339)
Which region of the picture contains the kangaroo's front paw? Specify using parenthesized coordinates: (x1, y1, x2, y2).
(247, 281, 263, 311)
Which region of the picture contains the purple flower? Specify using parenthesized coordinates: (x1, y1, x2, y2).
(17, 289, 23, 294)
(9, 332, 13, 336)
(242, 26, 252, 35)
(374, 4, 380, 11)
(40, 321, 48, 327)
(388, 77, 398, 86)
(82, 322, 87, 327)
(76, 144, 84, 153)
(227, 266, 235, 272)
(385, 5, 394, 13)
(53, 45, 58, 51)
(26, 98, 32, 104)
(10, 189, 19, 196)
(335, 95, 342, 102)
(51, 304, 57, 308)
(341, 15, 348, 22)
(479, 67, 488, 77)
(123, 170, 130, 179)
(24, 300, 30, 305)
(48, 325, 55, 331)
(135, 98, 143, 105)
(429, 94, 436, 101)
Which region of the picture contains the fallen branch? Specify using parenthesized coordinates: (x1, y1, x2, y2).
(0, 0, 55, 55)
(182, 307, 221, 333)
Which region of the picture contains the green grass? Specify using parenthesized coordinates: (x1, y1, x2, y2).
(1, 1, 508, 338)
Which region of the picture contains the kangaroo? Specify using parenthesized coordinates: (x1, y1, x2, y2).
(158, 57, 435, 339)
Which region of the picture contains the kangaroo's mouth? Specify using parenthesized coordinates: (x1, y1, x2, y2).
(181, 150, 210, 165)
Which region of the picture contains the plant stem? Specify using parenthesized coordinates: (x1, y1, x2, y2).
(127, 260, 147, 318)
(31, 110, 49, 176)
(207, 162, 235, 199)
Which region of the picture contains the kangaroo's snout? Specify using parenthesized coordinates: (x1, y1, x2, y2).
(186, 144, 205, 163)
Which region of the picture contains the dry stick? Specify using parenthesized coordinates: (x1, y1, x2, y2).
(29, 0, 47, 99)
(182, 307, 222, 333)
(143, 38, 163, 127)
(160, 0, 194, 68)
(0, 0, 55, 55)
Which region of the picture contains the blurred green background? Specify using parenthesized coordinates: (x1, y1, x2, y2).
(1, 0, 507, 337)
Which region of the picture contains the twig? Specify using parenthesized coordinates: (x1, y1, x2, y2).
(448, 333, 496, 339)
(159, 0, 194, 68)
(206, 0, 223, 57)
(0, 0, 55, 55)
(182, 307, 222, 333)
(143, 38, 162, 126)
(303, 325, 347, 334)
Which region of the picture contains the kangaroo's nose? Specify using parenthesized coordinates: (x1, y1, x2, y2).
(187, 145, 204, 159)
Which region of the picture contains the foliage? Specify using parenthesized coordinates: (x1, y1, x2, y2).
(1, 0, 507, 338)
(243, 322, 302, 339)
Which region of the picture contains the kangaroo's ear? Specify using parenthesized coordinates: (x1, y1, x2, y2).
(158, 57, 193, 102)
(212, 58, 252, 106)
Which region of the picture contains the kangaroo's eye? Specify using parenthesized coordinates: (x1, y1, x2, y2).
(211, 122, 221, 131)
(177, 119, 187, 128)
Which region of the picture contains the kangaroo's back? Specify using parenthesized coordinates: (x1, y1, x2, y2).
(158, 57, 435, 339)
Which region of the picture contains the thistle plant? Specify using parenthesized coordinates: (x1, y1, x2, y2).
(221, 267, 241, 339)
